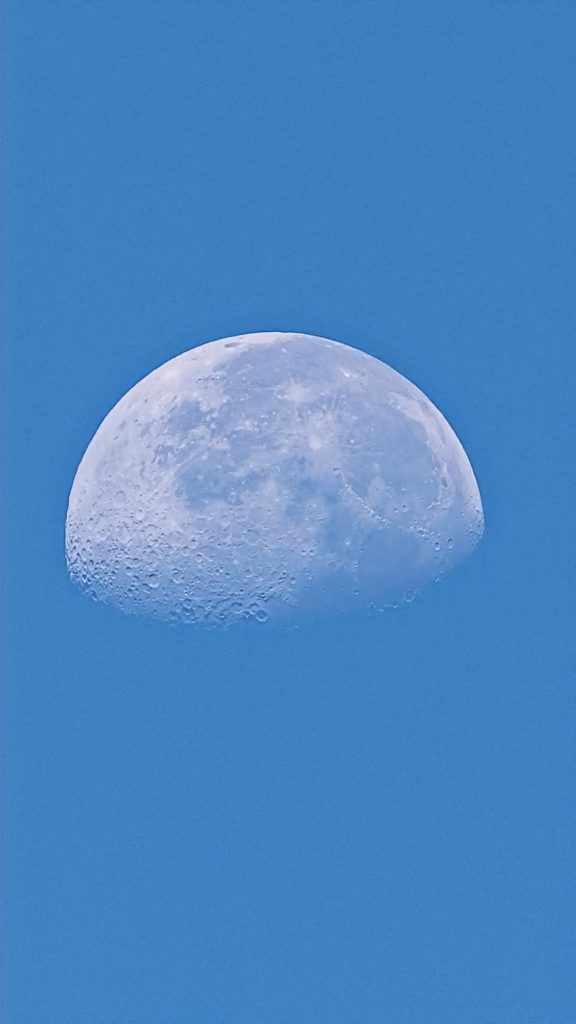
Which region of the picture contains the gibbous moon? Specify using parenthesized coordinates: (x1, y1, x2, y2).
(66, 332, 483, 625)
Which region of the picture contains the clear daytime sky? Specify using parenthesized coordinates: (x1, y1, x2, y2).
(2, 3, 575, 1022)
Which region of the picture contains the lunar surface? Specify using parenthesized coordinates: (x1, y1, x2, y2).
(66, 332, 483, 625)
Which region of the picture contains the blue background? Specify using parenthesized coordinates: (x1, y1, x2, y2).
(3, 3, 575, 1022)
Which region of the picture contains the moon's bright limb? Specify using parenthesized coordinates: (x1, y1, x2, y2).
(66, 332, 483, 625)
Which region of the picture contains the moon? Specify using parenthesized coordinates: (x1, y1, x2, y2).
(66, 332, 483, 625)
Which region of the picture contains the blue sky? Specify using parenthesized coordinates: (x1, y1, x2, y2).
(2, 2, 575, 1022)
